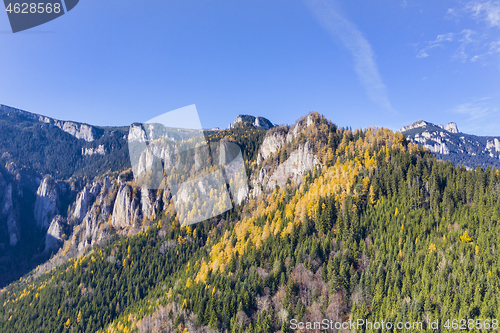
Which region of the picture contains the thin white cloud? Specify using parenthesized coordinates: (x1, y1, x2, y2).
(454, 29, 476, 62)
(453, 97, 495, 121)
(451, 97, 500, 135)
(446, 8, 458, 19)
(432, 1, 500, 65)
(466, 0, 500, 28)
(304, 0, 395, 113)
(417, 33, 454, 58)
(490, 40, 500, 52)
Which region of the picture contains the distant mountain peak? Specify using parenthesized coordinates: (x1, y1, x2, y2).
(400, 119, 500, 169)
(228, 115, 273, 130)
(400, 120, 459, 134)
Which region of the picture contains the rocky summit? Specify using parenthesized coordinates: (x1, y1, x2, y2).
(228, 115, 274, 130)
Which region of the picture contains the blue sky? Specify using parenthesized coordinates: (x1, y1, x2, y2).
(1, 0, 499, 135)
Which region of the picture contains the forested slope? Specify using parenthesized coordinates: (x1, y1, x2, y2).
(1, 113, 499, 333)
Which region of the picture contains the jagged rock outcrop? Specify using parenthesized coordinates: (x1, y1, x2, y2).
(34, 176, 59, 230)
(486, 138, 500, 153)
(141, 186, 159, 220)
(45, 215, 64, 252)
(266, 143, 319, 190)
(54, 121, 95, 142)
(75, 178, 114, 252)
(253, 117, 273, 130)
(82, 145, 106, 156)
(69, 177, 165, 252)
(257, 132, 285, 165)
(112, 185, 141, 228)
(228, 115, 273, 130)
(128, 124, 148, 143)
(73, 182, 101, 221)
(399, 120, 428, 132)
(250, 113, 322, 197)
(73, 187, 91, 221)
(445, 122, 459, 134)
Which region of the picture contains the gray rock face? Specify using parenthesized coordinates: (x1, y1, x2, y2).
(257, 132, 285, 165)
(128, 124, 148, 143)
(112, 185, 141, 228)
(74, 178, 115, 252)
(34, 176, 59, 230)
(229, 115, 273, 130)
(1, 104, 97, 142)
(266, 143, 319, 190)
(399, 120, 428, 132)
(54, 121, 95, 142)
(82, 145, 106, 156)
(73, 182, 101, 221)
(65, 174, 167, 253)
(45, 215, 64, 252)
(250, 113, 321, 197)
(486, 138, 500, 152)
(446, 122, 459, 134)
(141, 186, 158, 221)
(73, 187, 91, 221)
(253, 117, 273, 130)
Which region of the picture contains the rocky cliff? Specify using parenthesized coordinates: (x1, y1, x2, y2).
(34, 176, 60, 230)
(0, 106, 331, 286)
(250, 113, 321, 196)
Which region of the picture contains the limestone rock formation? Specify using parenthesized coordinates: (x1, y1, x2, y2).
(228, 115, 273, 130)
(82, 145, 106, 156)
(112, 185, 141, 228)
(266, 143, 319, 190)
(34, 176, 59, 230)
(257, 132, 285, 165)
(250, 113, 322, 197)
(45, 215, 64, 252)
(54, 121, 96, 142)
(445, 122, 459, 134)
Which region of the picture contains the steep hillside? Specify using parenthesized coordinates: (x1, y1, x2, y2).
(401, 120, 500, 169)
(0, 104, 131, 180)
(2, 112, 499, 333)
(0, 107, 273, 288)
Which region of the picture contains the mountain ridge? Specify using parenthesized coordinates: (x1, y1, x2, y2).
(1, 107, 500, 333)
(400, 119, 500, 169)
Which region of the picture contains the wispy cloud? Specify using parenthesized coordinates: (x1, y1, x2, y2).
(417, 33, 454, 58)
(437, 1, 500, 64)
(304, 0, 395, 113)
(453, 97, 495, 121)
(451, 97, 500, 134)
(466, 0, 500, 28)
(454, 29, 477, 62)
